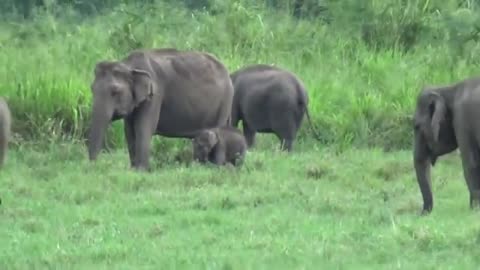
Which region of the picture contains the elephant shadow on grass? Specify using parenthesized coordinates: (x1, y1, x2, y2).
(149, 138, 195, 168)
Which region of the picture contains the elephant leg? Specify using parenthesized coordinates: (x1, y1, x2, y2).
(211, 146, 226, 166)
(124, 117, 136, 167)
(132, 103, 161, 171)
(280, 138, 294, 152)
(243, 121, 256, 148)
(232, 152, 245, 167)
(231, 105, 241, 128)
(133, 125, 154, 171)
(272, 115, 297, 152)
(463, 164, 480, 209)
(458, 140, 480, 209)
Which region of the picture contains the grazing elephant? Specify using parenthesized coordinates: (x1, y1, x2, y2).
(413, 77, 480, 214)
(192, 126, 247, 166)
(87, 48, 234, 171)
(230, 64, 320, 151)
(0, 97, 11, 169)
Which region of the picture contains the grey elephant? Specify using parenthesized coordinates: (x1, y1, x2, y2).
(0, 97, 11, 169)
(192, 126, 247, 166)
(87, 48, 234, 171)
(413, 77, 480, 214)
(230, 64, 320, 151)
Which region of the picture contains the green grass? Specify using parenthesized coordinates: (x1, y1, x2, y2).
(1, 137, 480, 269)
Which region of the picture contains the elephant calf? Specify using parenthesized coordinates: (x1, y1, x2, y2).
(413, 77, 480, 214)
(192, 126, 247, 167)
(230, 64, 320, 152)
(0, 97, 11, 169)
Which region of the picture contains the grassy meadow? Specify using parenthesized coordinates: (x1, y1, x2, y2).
(2, 139, 480, 269)
(2, 0, 480, 268)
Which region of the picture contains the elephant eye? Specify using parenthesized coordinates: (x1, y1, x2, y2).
(111, 88, 121, 96)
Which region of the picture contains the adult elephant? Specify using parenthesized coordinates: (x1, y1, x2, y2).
(87, 48, 234, 171)
(230, 64, 320, 151)
(413, 77, 480, 214)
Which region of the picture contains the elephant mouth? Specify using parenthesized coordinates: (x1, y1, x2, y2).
(423, 144, 439, 166)
(111, 112, 126, 121)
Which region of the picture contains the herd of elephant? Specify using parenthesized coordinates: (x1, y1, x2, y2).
(2, 47, 480, 215)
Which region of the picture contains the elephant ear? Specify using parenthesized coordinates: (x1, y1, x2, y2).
(131, 69, 153, 107)
(94, 61, 115, 76)
(429, 93, 446, 143)
(207, 130, 219, 147)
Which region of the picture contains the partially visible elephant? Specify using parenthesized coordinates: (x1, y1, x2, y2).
(230, 64, 320, 151)
(413, 77, 480, 214)
(0, 97, 11, 169)
(87, 48, 234, 171)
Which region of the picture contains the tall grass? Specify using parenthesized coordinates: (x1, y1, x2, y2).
(1, 0, 480, 150)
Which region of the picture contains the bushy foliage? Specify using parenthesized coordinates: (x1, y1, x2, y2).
(1, 0, 480, 150)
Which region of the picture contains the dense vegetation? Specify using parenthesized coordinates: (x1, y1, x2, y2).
(1, 0, 480, 150)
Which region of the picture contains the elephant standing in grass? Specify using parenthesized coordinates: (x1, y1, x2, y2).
(87, 48, 234, 171)
(413, 77, 480, 214)
(230, 64, 320, 151)
(0, 97, 11, 169)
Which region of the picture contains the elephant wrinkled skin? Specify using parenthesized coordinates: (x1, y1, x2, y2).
(230, 64, 320, 151)
(413, 77, 480, 214)
(0, 97, 11, 169)
(87, 48, 234, 171)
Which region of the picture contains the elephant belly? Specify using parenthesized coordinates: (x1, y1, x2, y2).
(243, 111, 272, 132)
(257, 127, 274, 133)
(240, 85, 296, 133)
(155, 100, 228, 138)
(242, 103, 292, 133)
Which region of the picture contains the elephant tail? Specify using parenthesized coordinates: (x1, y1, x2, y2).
(293, 79, 322, 142)
(304, 106, 322, 141)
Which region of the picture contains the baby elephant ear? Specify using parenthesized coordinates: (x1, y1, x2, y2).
(131, 69, 153, 106)
(207, 130, 218, 145)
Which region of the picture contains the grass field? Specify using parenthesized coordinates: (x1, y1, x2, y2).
(1, 137, 479, 269)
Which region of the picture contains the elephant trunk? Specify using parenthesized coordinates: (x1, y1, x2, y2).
(0, 130, 7, 168)
(413, 135, 433, 214)
(88, 102, 112, 161)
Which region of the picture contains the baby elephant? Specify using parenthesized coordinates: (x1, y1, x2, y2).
(192, 126, 247, 167)
(0, 97, 11, 169)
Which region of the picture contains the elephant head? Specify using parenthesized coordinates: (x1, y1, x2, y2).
(413, 87, 458, 214)
(88, 60, 154, 161)
(192, 129, 219, 163)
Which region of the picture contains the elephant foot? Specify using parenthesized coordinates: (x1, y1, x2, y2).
(469, 191, 480, 210)
(470, 202, 480, 210)
(420, 208, 432, 216)
(131, 164, 151, 172)
(245, 139, 255, 149)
